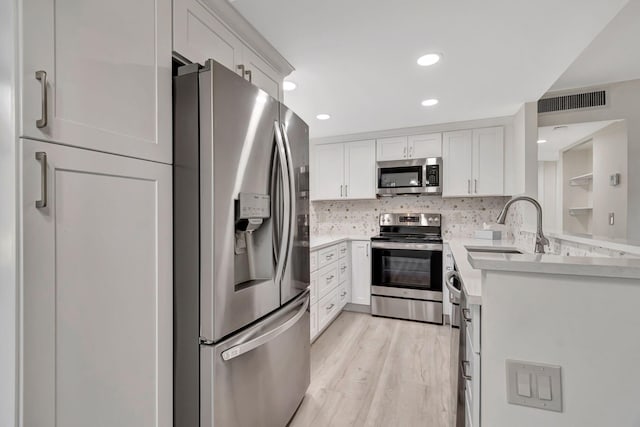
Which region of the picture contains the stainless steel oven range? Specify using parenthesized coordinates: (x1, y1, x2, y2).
(370, 213, 443, 324)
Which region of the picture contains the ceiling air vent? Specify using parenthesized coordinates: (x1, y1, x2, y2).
(538, 90, 606, 113)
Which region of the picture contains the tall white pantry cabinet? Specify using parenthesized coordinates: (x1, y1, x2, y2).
(19, 1, 173, 426)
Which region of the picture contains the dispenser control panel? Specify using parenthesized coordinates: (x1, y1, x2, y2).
(237, 193, 270, 219)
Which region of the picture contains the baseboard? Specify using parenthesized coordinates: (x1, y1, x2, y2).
(343, 303, 371, 314)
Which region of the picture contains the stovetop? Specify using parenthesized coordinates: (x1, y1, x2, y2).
(374, 212, 442, 243)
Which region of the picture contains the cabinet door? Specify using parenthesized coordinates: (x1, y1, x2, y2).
(22, 139, 172, 427)
(472, 127, 504, 196)
(173, 0, 244, 74)
(311, 143, 344, 200)
(242, 47, 283, 101)
(408, 133, 442, 158)
(442, 130, 473, 197)
(350, 241, 371, 305)
(22, 0, 172, 163)
(345, 140, 376, 199)
(376, 136, 408, 161)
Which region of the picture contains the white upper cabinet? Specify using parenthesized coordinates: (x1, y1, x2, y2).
(408, 133, 442, 158)
(173, 0, 284, 100)
(21, 139, 172, 427)
(377, 133, 442, 161)
(350, 241, 371, 306)
(311, 140, 376, 201)
(21, 0, 172, 164)
(443, 127, 504, 197)
(345, 140, 376, 199)
(377, 136, 408, 161)
(443, 130, 473, 197)
(173, 0, 243, 72)
(311, 143, 345, 200)
(472, 126, 504, 196)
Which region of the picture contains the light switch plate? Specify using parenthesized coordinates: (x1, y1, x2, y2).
(506, 360, 562, 412)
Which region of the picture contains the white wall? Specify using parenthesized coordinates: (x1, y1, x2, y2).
(482, 270, 640, 427)
(0, 0, 17, 425)
(539, 79, 640, 241)
(591, 121, 627, 239)
(510, 102, 539, 231)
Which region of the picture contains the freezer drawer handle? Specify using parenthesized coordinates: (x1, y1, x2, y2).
(220, 293, 309, 362)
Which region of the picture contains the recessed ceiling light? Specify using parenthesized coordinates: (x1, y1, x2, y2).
(316, 114, 331, 120)
(417, 53, 441, 67)
(537, 139, 547, 144)
(283, 81, 297, 91)
(421, 98, 439, 107)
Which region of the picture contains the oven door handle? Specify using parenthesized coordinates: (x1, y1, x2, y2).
(370, 241, 443, 251)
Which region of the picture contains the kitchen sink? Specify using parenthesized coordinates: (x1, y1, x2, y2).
(466, 247, 523, 254)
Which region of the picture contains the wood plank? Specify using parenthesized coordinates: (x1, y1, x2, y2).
(290, 312, 454, 427)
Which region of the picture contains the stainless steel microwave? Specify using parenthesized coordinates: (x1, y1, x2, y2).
(376, 157, 442, 196)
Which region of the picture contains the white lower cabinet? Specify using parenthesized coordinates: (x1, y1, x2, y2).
(350, 240, 371, 305)
(21, 139, 172, 427)
(309, 239, 356, 342)
(461, 296, 481, 427)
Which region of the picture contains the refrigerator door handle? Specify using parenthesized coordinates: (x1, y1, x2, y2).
(220, 292, 309, 361)
(273, 121, 291, 286)
(279, 122, 297, 274)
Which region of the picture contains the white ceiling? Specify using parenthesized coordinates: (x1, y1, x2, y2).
(231, 0, 628, 138)
(551, 0, 640, 91)
(538, 120, 619, 161)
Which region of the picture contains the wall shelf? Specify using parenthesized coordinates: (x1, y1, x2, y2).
(568, 172, 593, 186)
(568, 207, 593, 216)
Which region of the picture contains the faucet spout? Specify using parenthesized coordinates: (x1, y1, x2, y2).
(496, 196, 548, 254)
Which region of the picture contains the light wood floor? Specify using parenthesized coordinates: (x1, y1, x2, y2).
(289, 312, 455, 427)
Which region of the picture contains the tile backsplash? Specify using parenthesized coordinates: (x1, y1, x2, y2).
(311, 195, 513, 240)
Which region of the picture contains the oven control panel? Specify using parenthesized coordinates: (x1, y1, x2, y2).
(379, 213, 441, 227)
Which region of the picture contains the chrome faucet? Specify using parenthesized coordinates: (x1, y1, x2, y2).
(496, 196, 549, 254)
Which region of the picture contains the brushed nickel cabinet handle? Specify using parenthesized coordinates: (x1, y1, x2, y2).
(462, 360, 472, 380)
(326, 303, 335, 311)
(474, 179, 478, 194)
(237, 64, 245, 77)
(467, 179, 471, 194)
(35, 71, 48, 128)
(340, 185, 343, 197)
(345, 185, 348, 197)
(403, 146, 407, 158)
(35, 152, 47, 208)
(244, 69, 252, 83)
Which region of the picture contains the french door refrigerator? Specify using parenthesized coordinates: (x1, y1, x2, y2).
(173, 59, 311, 427)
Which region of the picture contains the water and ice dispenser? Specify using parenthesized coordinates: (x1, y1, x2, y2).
(234, 193, 271, 285)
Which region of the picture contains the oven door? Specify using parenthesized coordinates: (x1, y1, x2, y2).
(371, 242, 443, 300)
(377, 159, 426, 195)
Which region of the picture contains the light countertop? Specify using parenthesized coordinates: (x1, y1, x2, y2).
(310, 235, 373, 251)
(468, 251, 640, 280)
(446, 238, 524, 305)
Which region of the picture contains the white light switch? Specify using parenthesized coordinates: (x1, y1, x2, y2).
(537, 375, 552, 400)
(517, 372, 531, 397)
(506, 360, 562, 412)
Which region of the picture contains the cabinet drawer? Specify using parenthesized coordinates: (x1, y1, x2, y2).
(318, 245, 339, 268)
(310, 272, 318, 305)
(338, 242, 348, 259)
(338, 282, 350, 309)
(310, 303, 318, 341)
(310, 251, 319, 272)
(338, 259, 350, 284)
(318, 263, 339, 300)
(318, 287, 340, 331)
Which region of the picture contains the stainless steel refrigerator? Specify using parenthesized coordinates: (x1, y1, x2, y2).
(173, 59, 311, 427)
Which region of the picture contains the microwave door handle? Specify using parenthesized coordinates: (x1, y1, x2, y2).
(280, 122, 296, 274)
(273, 121, 291, 286)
